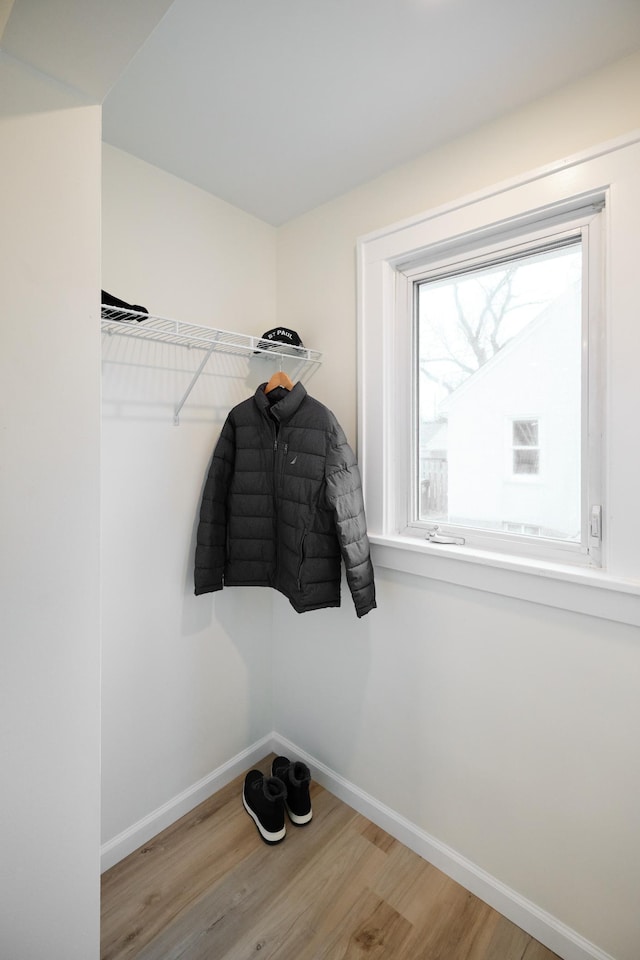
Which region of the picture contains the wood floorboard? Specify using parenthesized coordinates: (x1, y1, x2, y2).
(101, 755, 561, 960)
(134, 788, 359, 960)
(479, 916, 532, 960)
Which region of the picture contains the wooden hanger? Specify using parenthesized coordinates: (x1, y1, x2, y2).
(265, 370, 294, 393)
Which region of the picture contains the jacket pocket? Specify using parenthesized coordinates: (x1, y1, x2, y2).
(297, 529, 308, 591)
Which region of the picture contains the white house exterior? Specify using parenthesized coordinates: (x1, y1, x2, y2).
(431, 285, 582, 540)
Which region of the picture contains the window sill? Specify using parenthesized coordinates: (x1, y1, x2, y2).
(370, 533, 640, 628)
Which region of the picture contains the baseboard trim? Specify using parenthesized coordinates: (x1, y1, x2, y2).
(100, 734, 273, 873)
(270, 733, 615, 960)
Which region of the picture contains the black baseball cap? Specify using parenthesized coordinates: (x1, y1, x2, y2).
(254, 327, 304, 353)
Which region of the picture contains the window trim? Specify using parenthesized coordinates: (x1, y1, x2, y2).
(357, 132, 640, 626)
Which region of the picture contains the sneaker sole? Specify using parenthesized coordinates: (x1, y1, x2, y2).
(285, 802, 313, 826)
(242, 791, 286, 844)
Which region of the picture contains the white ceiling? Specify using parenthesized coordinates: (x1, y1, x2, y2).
(3, 0, 640, 224)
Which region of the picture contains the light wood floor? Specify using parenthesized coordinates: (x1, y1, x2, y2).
(101, 755, 560, 960)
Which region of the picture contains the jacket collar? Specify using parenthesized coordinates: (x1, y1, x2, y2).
(254, 382, 308, 424)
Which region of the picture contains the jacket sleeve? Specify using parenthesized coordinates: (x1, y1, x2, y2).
(194, 415, 236, 595)
(325, 426, 376, 618)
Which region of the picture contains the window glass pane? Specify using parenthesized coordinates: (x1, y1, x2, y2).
(513, 449, 539, 474)
(416, 241, 582, 541)
(513, 419, 538, 446)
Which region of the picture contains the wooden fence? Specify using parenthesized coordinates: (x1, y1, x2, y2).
(420, 457, 448, 516)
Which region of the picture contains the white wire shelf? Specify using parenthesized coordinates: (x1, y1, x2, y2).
(101, 306, 323, 363)
(101, 304, 323, 424)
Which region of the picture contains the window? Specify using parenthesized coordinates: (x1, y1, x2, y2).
(511, 420, 540, 476)
(403, 212, 600, 563)
(358, 134, 640, 618)
(358, 163, 615, 570)
(413, 235, 585, 551)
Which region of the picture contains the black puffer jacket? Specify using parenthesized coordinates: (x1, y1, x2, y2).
(194, 383, 376, 618)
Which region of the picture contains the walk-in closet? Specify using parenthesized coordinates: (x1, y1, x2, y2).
(3, 3, 640, 960)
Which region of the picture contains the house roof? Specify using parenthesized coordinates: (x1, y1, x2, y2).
(438, 284, 579, 413)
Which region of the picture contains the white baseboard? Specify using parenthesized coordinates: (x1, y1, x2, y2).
(101, 731, 615, 960)
(271, 733, 616, 960)
(100, 734, 273, 873)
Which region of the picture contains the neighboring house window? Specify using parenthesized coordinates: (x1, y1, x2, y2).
(505, 522, 541, 536)
(511, 419, 539, 476)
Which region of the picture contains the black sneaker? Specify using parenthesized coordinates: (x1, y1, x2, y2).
(271, 756, 313, 825)
(242, 770, 287, 844)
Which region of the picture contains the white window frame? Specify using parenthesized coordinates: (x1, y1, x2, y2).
(357, 132, 640, 628)
(402, 212, 597, 565)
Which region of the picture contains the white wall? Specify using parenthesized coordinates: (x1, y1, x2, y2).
(0, 56, 102, 959)
(100, 146, 281, 845)
(273, 52, 640, 960)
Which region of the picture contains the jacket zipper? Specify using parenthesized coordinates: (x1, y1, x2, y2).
(273, 440, 288, 501)
(272, 436, 288, 581)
